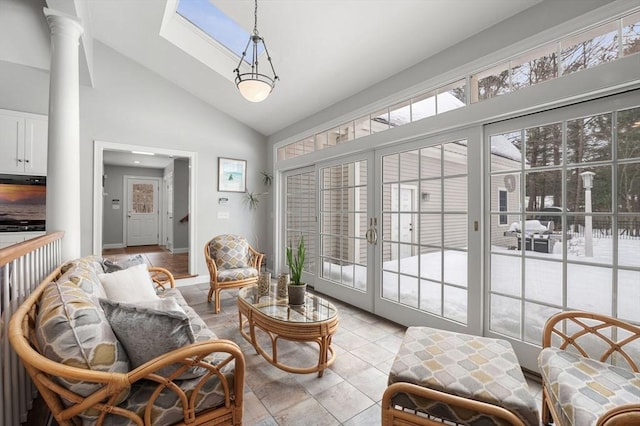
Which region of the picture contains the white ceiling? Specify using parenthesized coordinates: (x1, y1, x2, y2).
(85, 0, 543, 137)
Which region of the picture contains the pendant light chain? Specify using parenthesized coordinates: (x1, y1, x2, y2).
(233, 0, 279, 102)
(253, 0, 259, 35)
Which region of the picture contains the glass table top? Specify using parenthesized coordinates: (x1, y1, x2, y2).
(238, 285, 338, 323)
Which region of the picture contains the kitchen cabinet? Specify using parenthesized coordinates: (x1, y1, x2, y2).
(0, 232, 45, 249)
(0, 109, 48, 175)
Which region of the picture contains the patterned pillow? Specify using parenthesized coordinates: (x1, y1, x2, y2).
(210, 235, 251, 269)
(57, 264, 107, 302)
(35, 280, 130, 420)
(60, 255, 104, 275)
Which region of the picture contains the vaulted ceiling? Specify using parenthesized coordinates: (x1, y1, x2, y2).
(74, 1, 543, 136)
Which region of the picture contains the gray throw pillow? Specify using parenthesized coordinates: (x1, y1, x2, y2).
(99, 298, 207, 379)
(101, 258, 124, 273)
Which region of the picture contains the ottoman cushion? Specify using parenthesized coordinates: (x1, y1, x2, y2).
(388, 326, 539, 425)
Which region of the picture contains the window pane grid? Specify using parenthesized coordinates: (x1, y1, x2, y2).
(381, 141, 468, 324)
(320, 160, 369, 290)
(285, 171, 316, 275)
(489, 102, 640, 338)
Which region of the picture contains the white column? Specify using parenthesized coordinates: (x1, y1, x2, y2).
(44, 9, 84, 261)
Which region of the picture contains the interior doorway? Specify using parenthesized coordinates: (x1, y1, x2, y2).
(93, 140, 197, 277)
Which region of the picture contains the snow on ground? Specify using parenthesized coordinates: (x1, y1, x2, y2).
(322, 236, 639, 345)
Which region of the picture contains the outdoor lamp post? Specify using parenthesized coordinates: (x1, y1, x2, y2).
(580, 171, 595, 257)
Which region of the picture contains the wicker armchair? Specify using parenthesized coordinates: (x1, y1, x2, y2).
(539, 311, 640, 426)
(204, 234, 264, 313)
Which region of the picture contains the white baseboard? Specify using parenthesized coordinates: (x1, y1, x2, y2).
(174, 275, 205, 287)
(171, 247, 189, 254)
(103, 243, 125, 249)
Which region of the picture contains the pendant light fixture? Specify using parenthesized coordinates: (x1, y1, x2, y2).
(234, 0, 279, 103)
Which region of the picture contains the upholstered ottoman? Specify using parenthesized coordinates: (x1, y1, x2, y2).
(383, 326, 540, 426)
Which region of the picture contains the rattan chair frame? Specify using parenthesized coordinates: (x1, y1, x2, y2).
(381, 382, 527, 426)
(204, 236, 264, 313)
(540, 310, 640, 426)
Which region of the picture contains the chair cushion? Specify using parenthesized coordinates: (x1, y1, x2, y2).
(35, 280, 130, 421)
(388, 326, 540, 426)
(539, 347, 640, 426)
(95, 369, 237, 425)
(217, 267, 259, 282)
(99, 298, 208, 379)
(210, 234, 251, 269)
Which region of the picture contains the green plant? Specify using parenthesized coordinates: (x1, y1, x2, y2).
(286, 236, 305, 285)
(243, 191, 260, 210)
(261, 171, 273, 187)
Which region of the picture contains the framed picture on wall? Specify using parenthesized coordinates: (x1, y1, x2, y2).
(218, 157, 247, 192)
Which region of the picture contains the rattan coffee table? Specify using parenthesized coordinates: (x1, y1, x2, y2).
(237, 285, 339, 377)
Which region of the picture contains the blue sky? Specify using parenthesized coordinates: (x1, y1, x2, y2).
(177, 0, 264, 63)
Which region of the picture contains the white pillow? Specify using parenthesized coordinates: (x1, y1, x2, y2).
(98, 263, 159, 303)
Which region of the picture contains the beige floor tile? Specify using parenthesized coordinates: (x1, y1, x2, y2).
(273, 397, 340, 426)
(345, 366, 389, 402)
(343, 403, 382, 426)
(315, 381, 376, 423)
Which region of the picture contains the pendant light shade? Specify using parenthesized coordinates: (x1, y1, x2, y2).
(237, 77, 272, 103)
(234, 0, 279, 102)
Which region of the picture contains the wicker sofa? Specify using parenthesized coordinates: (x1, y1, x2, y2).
(538, 311, 640, 426)
(9, 255, 245, 425)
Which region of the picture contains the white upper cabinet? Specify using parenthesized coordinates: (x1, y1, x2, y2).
(0, 109, 48, 175)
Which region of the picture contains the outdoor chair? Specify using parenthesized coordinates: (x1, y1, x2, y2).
(204, 234, 264, 313)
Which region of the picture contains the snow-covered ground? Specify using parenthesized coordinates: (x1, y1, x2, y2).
(322, 236, 639, 346)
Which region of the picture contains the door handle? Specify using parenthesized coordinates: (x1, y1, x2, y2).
(366, 218, 378, 245)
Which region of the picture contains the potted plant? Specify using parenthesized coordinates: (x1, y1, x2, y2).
(286, 236, 306, 305)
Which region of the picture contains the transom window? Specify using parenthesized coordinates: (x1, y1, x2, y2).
(277, 10, 639, 162)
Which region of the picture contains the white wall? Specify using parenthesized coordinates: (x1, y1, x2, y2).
(0, 34, 268, 278)
(0, 0, 50, 71)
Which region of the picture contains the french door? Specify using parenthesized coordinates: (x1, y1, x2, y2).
(282, 129, 481, 333)
(374, 129, 481, 334)
(314, 153, 376, 312)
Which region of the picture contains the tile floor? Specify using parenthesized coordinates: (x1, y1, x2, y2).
(178, 282, 545, 426)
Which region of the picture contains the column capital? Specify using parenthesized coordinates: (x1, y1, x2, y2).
(44, 8, 84, 39)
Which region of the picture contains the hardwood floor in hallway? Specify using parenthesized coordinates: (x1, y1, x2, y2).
(102, 245, 192, 279)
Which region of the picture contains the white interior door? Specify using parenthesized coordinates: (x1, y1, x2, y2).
(126, 177, 159, 246)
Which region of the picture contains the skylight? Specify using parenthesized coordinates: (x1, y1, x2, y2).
(176, 0, 263, 63)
